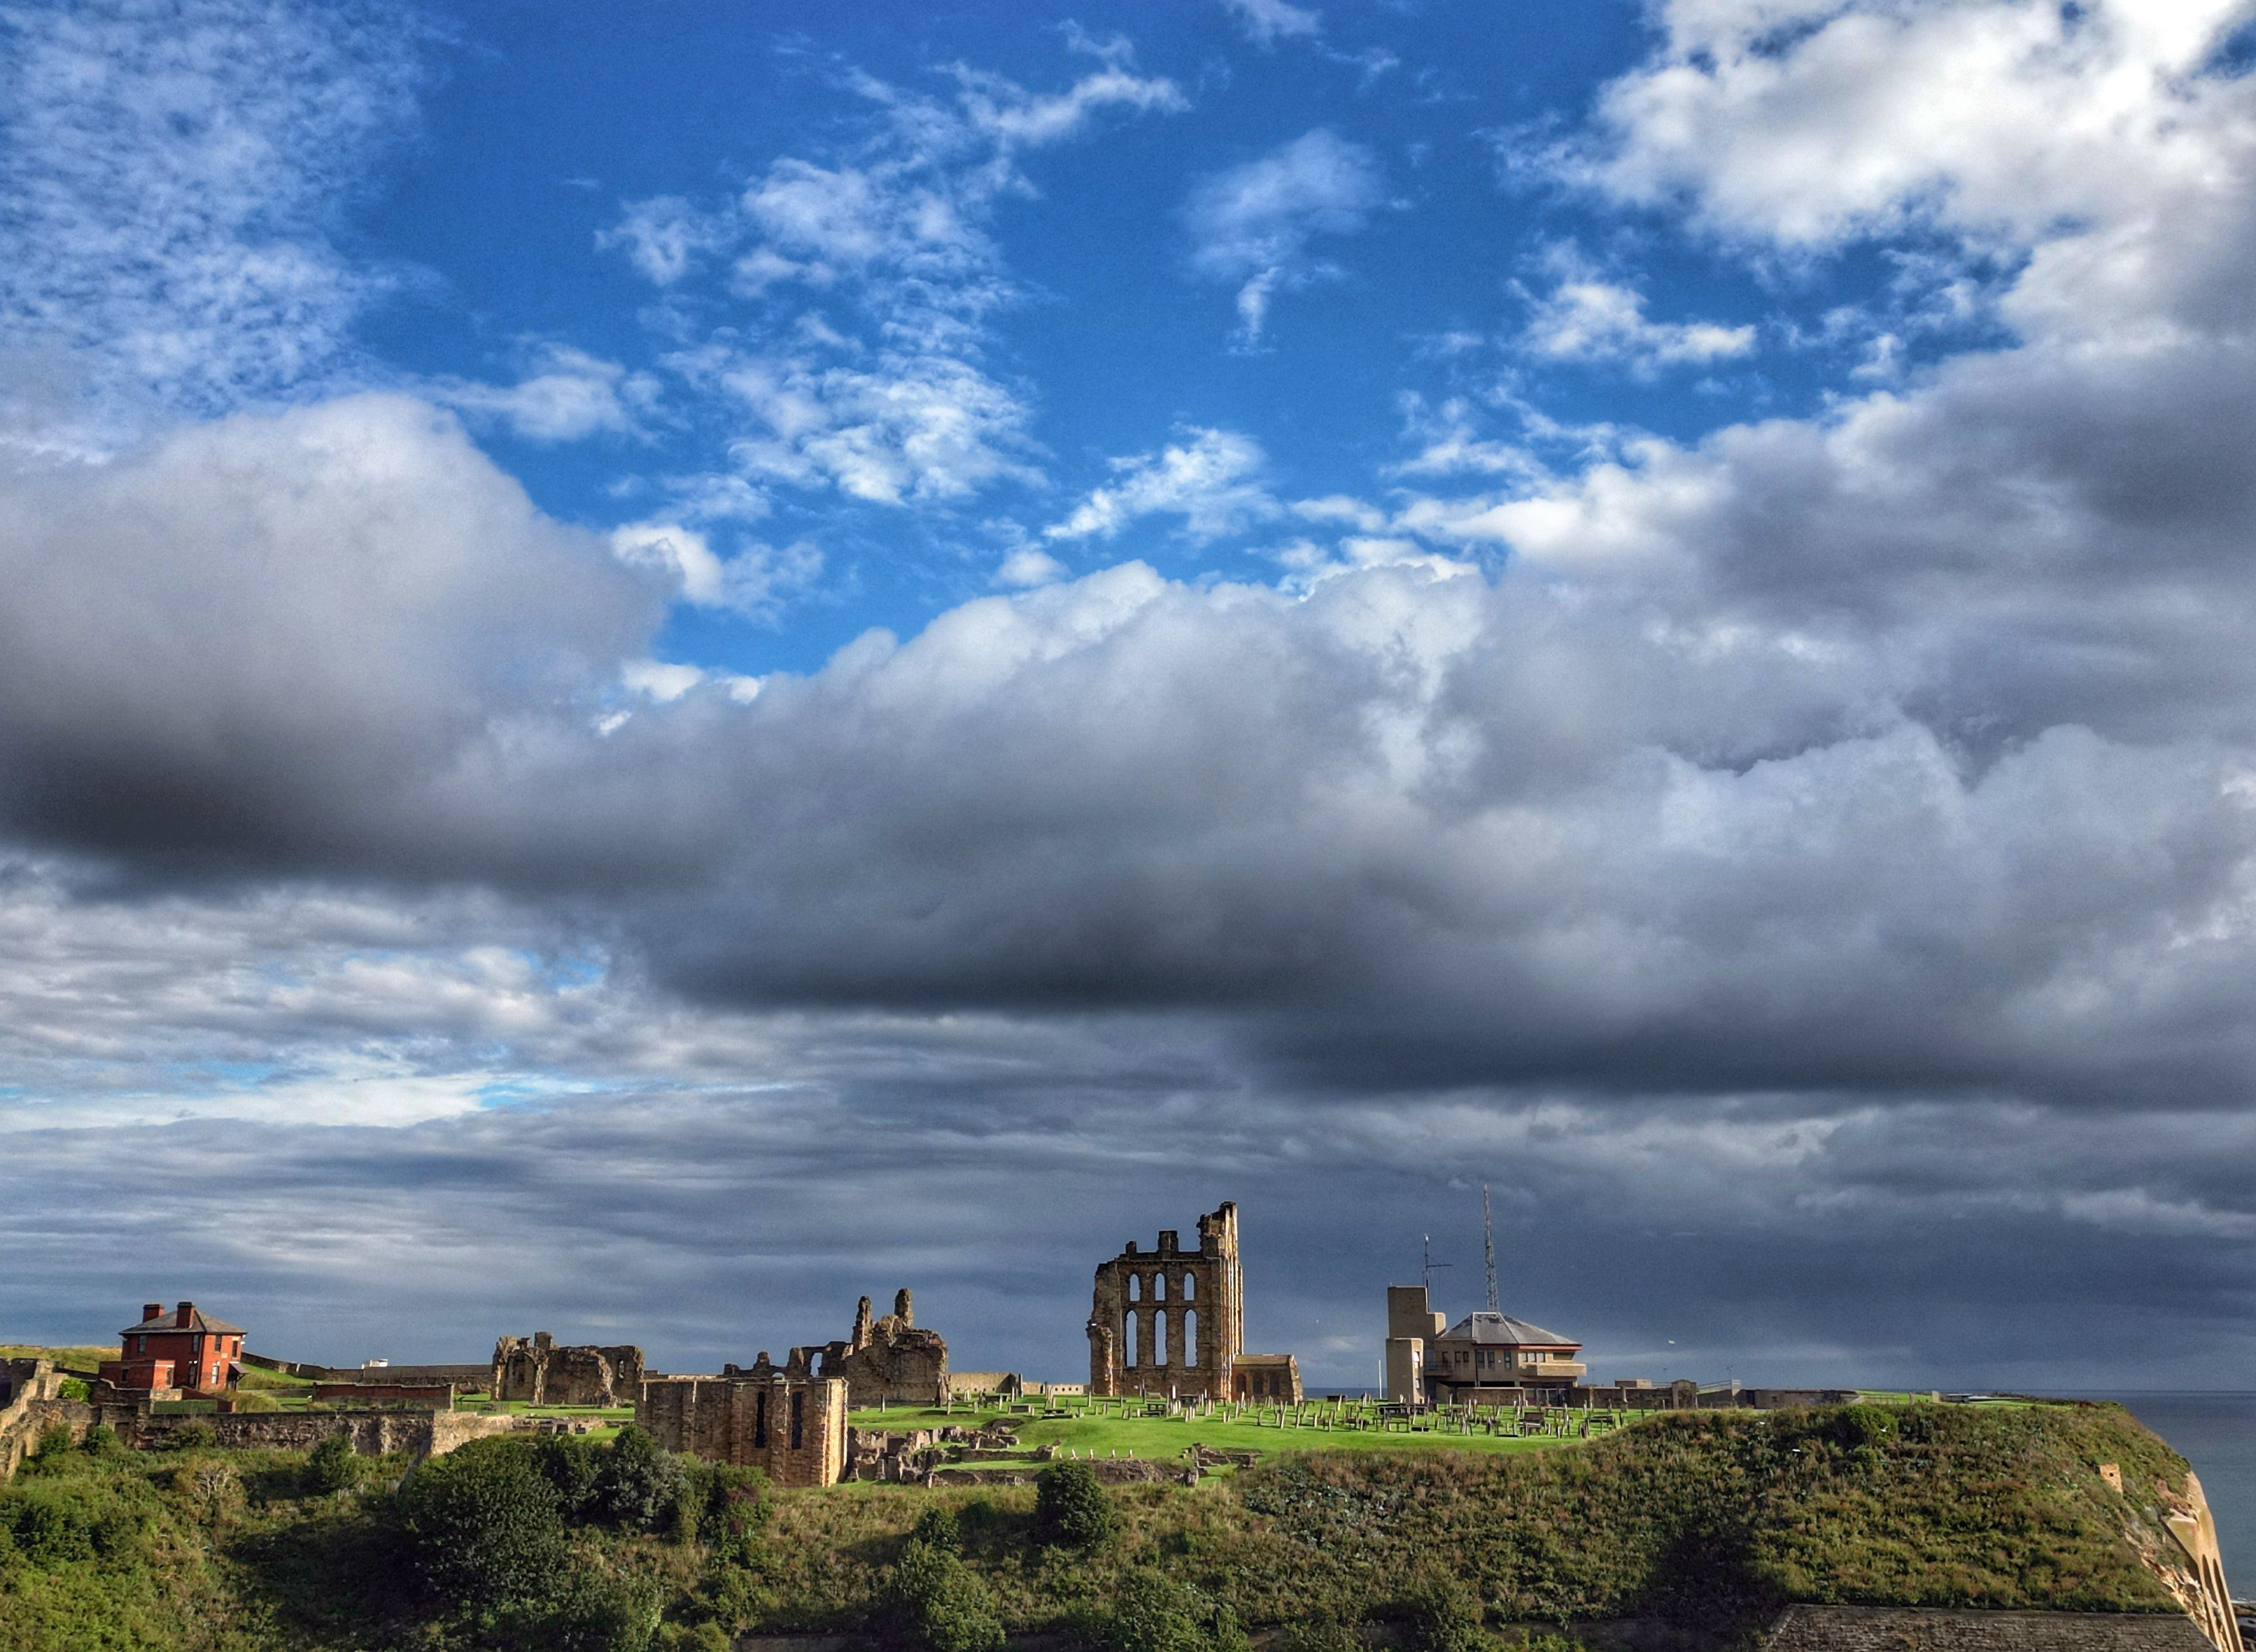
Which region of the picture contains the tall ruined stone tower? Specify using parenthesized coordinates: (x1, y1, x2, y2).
(1086, 1201, 1245, 1400)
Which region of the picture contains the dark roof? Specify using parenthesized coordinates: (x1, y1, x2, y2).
(119, 1308, 244, 1339)
(1763, 1607, 2212, 1652)
(1435, 1311, 1577, 1347)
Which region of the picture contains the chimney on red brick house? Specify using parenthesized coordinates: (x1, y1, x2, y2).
(142, 1304, 163, 1322)
(174, 1301, 192, 1328)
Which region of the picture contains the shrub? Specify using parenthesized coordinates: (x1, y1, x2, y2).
(79, 1423, 122, 1456)
(1076, 1570, 1246, 1652)
(1034, 1460, 1113, 1548)
(888, 1534, 1006, 1652)
(396, 1441, 569, 1608)
(1276, 1622, 1365, 1652)
(535, 1568, 664, 1652)
(1833, 1404, 1898, 1449)
(3, 1487, 97, 1568)
(174, 1454, 244, 1522)
(165, 1421, 218, 1452)
(1400, 1573, 1486, 1652)
(55, 1376, 89, 1402)
(912, 1505, 963, 1551)
(597, 1425, 686, 1531)
(30, 1422, 74, 1462)
(307, 1432, 362, 1494)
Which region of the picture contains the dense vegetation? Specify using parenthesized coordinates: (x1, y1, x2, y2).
(0, 1402, 2195, 1652)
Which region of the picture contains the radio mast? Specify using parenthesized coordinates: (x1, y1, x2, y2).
(1482, 1184, 1500, 1313)
(1420, 1234, 1453, 1294)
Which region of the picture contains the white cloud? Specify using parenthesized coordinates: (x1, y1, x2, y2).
(621, 659, 706, 703)
(1559, 0, 2256, 345)
(1046, 427, 1281, 541)
(1185, 129, 1387, 345)
(435, 347, 658, 443)
(2060, 1188, 2256, 1240)
(610, 58, 1186, 510)
(0, 0, 426, 417)
(697, 340, 1041, 506)
(994, 547, 1069, 588)
(597, 195, 731, 286)
(609, 520, 822, 617)
(1518, 250, 1757, 374)
(1220, 0, 1323, 48)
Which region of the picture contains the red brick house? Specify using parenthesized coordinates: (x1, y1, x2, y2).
(99, 1302, 245, 1396)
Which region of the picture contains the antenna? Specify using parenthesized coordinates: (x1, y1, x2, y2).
(1420, 1234, 1453, 1293)
(1483, 1184, 1500, 1314)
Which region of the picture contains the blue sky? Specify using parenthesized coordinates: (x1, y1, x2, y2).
(341, 0, 1909, 671)
(7, 0, 2256, 1395)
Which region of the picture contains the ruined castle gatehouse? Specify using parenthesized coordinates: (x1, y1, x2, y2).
(1087, 1202, 1249, 1400)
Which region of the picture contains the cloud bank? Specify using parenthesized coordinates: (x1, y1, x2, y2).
(6, 0, 2256, 1390)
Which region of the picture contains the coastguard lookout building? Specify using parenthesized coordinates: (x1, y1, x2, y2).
(1386, 1284, 1585, 1406)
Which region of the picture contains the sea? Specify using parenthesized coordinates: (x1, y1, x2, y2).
(2078, 1393, 2256, 1593)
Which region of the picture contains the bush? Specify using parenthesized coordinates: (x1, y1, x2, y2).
(912, 1505, 963, 1551)
(55, 1376, 89, 1402)
(30, 1422, 74, 1463)
(1076, 1570, 1246, 1652)
(687, 1460, 769, 1562)
(1034, 1460, 1113, 1548)
(597, 1425, 686, 1531)
(3, 1487, 97, 1568)
(888, 1533, 1006, 1652)
(1276, 1622, 1365, 1652)
(164, 1421, 218, 1452)
(396, 1441, 569, 1608)
(306, 1432, 362, 1495)
(79, 1424, 122, 1456)
(535, 1568, 664, 1652)
(1400, 1573, 1486, 1652)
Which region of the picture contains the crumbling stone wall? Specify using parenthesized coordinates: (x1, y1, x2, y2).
(812, 1290, 947, 1408)
(637, 1356, 847, 1487)
(1087, 1202, 1246, 1399)
(131, 1409, 520, 1457)
(490, 1332, 645, 1407)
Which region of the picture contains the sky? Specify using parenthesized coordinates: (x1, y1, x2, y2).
(4, 0, 2256, 1393)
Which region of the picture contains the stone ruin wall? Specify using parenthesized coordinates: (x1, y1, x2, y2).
(1087, 1202, 1245, 1400)
(490, 1333, 646, 1407)
(816, 1289, 947, 1408)
(638, 1365, 848, 1487)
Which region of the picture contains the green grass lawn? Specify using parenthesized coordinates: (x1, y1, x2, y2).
(847, 1393, 1641, 1464)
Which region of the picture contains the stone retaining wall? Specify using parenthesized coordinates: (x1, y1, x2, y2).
(129, 1407, 520, 1457)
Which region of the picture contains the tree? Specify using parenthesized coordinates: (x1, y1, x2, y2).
(1033, 1460, 1113, 1548)
(396, 1441, 569, 1608)
(887, 1531, 1005, 1652)
(306, 1432, 362, 1494)
(595, 1425, 685, 1531)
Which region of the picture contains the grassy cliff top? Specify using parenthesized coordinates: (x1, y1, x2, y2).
(761, 1402, 2191, 1636)
(0, 1399, 2204, 1652)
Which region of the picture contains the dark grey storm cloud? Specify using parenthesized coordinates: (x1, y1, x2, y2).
(6, 1078, 2254, 1390)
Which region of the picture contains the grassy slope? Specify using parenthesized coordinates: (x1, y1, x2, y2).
(756, 1402, 2188, 1636)
(1, 1347, 118, 1377)
(0, 1402, 2199, 1651)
